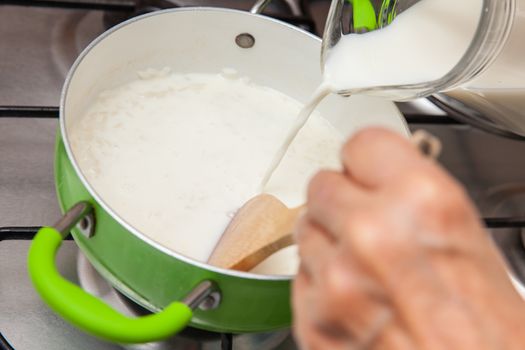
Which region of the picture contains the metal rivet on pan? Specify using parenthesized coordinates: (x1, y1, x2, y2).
(77, 213, 95, 238)
(198, 291, 221, 311)
(412, 129, 442, 159)
(235, 33, 255, 49)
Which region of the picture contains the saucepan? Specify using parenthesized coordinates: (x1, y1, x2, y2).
(27, 2, 409, 344)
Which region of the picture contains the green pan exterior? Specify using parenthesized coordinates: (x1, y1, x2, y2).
(54, 134, 292, 333)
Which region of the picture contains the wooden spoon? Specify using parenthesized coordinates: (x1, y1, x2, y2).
(207, 194, 304, 271)
(207, 130, 441, 272)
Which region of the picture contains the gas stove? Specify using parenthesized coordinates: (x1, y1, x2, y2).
(3, 1, 525, 349)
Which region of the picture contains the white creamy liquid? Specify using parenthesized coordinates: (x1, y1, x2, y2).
(260, 85, 330, 189)
(323, 0, 483, 93)
(70, 69, 343, 275)
(262, 0, 485, 185)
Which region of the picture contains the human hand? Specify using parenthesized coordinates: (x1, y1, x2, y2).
(293, 128, 525, 350)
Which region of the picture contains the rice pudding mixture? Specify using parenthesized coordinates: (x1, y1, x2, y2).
(70, 68, 343, 275)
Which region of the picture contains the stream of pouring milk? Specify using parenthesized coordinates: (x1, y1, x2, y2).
(260, 85, 330, 189)
(261, 0, 482, 187)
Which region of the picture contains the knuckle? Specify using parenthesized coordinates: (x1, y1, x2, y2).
(399, 168, 469, 215)
(342, 211, 415, 264)
(307, 170, 341, 204)
(346, 128, 391, 150)
(296, 239, 313, 264)
(294, 215, 311, 246)
(342, 130, 371, 160)
(295, 219, 332, 269)
(394, 167, 478, 238)
(439, 186, 469, 213)
(436, 187, 476, 229)
(343, 128, 405, 158)
(341, 213, 387, 258)
(322, 261, 356, 305)
(400, 171, 442, 204)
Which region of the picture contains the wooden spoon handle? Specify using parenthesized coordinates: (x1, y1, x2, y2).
(229, 233, 295, 271)
(208, 201, 305, 271)
(231, 205, 305, 271)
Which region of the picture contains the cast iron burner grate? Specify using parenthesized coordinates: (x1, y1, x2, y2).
(0, 326, 234, 350)
(2, 0, 317, 33)
(2, 108, 525, 350)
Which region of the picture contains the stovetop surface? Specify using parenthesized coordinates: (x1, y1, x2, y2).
(3, 2, 525, 350)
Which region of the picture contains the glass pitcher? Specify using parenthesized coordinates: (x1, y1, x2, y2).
(322, 0, 525, 136)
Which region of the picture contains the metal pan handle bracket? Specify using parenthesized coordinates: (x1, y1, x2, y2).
(28, 202, 217, 344)
(250, 0, 272, 14)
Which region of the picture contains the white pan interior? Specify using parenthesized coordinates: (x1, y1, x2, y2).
(62, 8, 409, 274)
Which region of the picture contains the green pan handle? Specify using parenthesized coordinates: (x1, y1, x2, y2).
(27, 203, 213, 344)
(349, 0, 378, 32)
